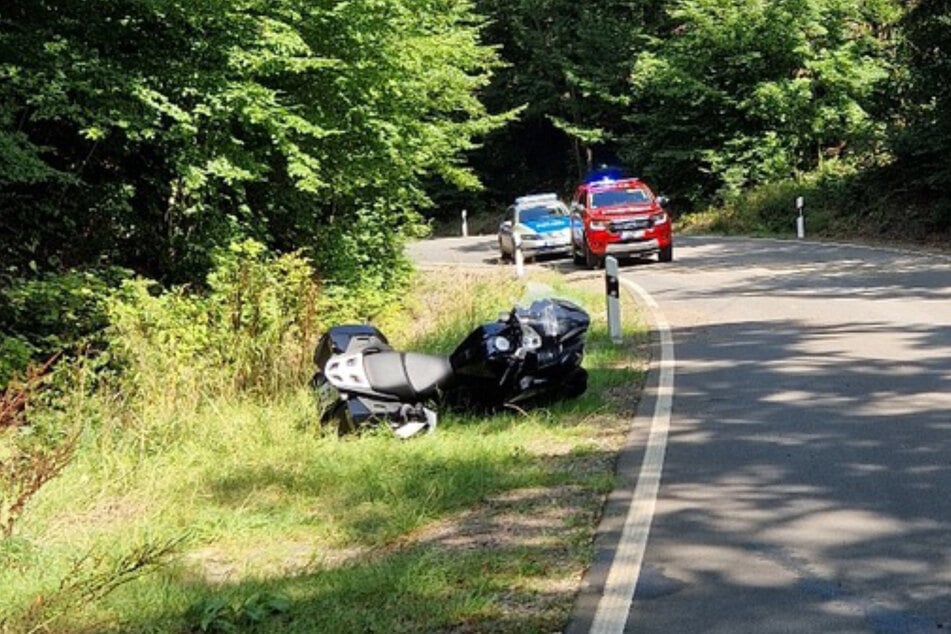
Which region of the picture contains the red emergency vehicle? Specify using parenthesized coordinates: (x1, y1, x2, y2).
(570, 173, 673, 268)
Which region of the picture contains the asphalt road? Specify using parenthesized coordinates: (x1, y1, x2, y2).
(408, 235, 951, 633)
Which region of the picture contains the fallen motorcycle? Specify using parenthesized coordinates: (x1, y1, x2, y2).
(312, 298, 589, 438)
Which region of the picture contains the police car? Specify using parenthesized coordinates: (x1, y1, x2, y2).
(498, 193, 572, 261)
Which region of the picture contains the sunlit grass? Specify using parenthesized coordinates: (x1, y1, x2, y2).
(1, 267, 647, 633)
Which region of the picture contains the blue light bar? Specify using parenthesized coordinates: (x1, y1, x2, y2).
(515, 193, 559, 206)
(584, 166, 627, 184)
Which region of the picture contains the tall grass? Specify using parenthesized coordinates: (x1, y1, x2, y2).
(0, 265, 646, 633)
(677, 159, 951, 244)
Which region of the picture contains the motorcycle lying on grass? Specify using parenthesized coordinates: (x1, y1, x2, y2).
(312, 298, 590, 438)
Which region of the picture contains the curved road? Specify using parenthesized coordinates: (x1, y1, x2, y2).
(408, 235, 951, 633)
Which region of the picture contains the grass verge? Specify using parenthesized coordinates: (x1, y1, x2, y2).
(675, 166, 951, 251)
(0, 267, 648, 633)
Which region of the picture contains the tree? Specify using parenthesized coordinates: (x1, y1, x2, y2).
(0, 0, 505, 287)
(893, 0, 951, 215)
(622, 0, 901, 202)
(463, 0, 666, 208)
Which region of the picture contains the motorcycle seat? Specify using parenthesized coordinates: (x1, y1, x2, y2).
(363, 351, 453, 400)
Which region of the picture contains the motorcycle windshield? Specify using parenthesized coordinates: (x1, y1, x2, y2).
(515, 299, 589, 339)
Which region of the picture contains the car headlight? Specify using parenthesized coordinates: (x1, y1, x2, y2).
(589, 221, 607, 231)
(519, 232, 543, 241)
(652, 212, 669, 225)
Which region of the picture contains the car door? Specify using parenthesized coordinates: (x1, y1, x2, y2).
(569, 189, 585, 248)
(499, 206, 516, 254)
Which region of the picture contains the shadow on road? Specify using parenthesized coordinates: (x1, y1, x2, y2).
(404, 235, 950, 631)
(670, 236, 951, 301)
(626, 313, 949, 629)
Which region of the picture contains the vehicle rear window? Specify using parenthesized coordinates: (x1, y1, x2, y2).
(590, 188, 651, 208)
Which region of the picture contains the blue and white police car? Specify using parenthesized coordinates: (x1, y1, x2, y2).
(498, 193, 572, 261)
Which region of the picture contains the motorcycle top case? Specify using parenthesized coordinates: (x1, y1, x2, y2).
(314, 324, 390, 370)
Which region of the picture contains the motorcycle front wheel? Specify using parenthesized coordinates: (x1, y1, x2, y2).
(561, 367, 588, 399)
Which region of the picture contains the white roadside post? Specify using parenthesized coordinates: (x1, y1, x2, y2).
(514, 232, 525, 278)
(461, 209, 468, 237)
(796, 196, 805, 239)
(605, 256, 622, 344)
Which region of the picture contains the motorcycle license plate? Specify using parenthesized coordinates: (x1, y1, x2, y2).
(621, 230, 645, 240)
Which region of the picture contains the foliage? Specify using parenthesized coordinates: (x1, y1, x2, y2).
(679, 157, 951, 242)
(0, 237, 407, 453)
(103, 241, 326, 445)
(0, 268, 130, 384)
(0, 336, 35, 390)
(455, 0, 666, 209)
(187, 593, 290, 634)
(3, 536, 185, 634)
(0, 355, 76, 538)
(890, 0, 951, 225)
(0, 0, 506, 286)
(624, 0, 902, 203)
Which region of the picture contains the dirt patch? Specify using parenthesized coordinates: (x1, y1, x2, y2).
(43, 496, 149, 541)
(185, 541, 369, 584)
(411, 485, 592, 551)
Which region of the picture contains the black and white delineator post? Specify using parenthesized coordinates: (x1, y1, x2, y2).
(796, 196, 805, 239)
(461, 209, 468, 237)
(605, 256, 622, 344)
(514, 232, 525, 278)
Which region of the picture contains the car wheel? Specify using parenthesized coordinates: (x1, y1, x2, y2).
(572, 241, 584, 265)
(658, 244, 673, 263)
(583, 238, 603, 270)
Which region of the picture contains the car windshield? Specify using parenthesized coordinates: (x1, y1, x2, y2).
(519, 204, 568, 222)
(590, 188, 651, 208)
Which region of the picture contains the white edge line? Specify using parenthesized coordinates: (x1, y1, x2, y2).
(589, 278, 675, 634)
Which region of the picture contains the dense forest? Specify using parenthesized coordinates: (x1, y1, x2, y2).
(468, 0, 949, 221)
(1, 0, 950, 377)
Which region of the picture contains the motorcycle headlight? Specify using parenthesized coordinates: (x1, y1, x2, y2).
(493, 336, 512, 352)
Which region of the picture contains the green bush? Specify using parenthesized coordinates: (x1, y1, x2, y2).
(0, 268, 131, 385)
(100, 239, 412, 445)
(0, 337, 35, 387)
(187, 593, 291, 633)
(104, 241, 323, 426)
(0, 238, 410, 452)
(681, 161, 873, 238)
